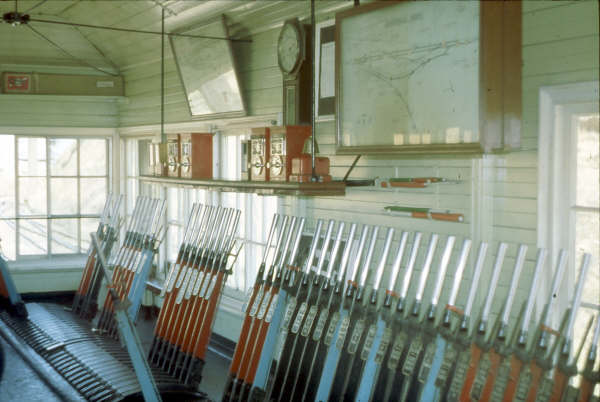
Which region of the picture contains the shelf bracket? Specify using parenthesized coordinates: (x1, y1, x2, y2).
(343, 154, 361, 182)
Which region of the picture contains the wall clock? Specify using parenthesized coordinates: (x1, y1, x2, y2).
(277, 18, 312, 126)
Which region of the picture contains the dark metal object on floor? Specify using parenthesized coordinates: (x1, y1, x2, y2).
(1, 303, 211, 402)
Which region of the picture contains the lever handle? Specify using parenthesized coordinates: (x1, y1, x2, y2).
(373, 227, 395, 291)
(415, 233, 439, 303)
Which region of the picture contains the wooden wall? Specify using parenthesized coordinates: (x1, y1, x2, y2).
(118, 1, 599, 328)
(0, 66, 121, 128)
(0, 93, 120, 128)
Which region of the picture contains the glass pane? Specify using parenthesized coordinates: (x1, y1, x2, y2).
(18, 177, 46, 215)
(195, 188, 208, 204)
(80, 178, 106, 215)
(573, 306, 598, 375)
(167, 224, 182, 262)
(80, 217, 99, 252)
(339, 1, 479, 147)
(17, 137, 46, 176)
(263, 196, 278, 244)
(170, 19, 245, 117)
(251, 194, 264, 246)
(49, 138, 77, 176)
(140, 182, 153, 196)
(126, 139, 138, 177)
(80, 139, 107, 176)
(127, 178, 138, 214)
(575, 211, 599, 306)
(50, 178, 78, 215)
(138, 140, 152, 176)
(167, 187, 180, 221)
(51, 218, 78, 254)
(19, 219, 47, 255)
(0, 135, 16, 218)
(576, 114, 599, 208)
(0, 219, 16, 260)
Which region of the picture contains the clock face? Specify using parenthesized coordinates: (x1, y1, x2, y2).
(278, 23, 301, 74)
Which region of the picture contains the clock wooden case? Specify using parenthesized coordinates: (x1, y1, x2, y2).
(278, 18, 313, 126)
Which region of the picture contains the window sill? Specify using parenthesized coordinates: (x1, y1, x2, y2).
(219, 288, 246, 318)
(8, 255, 87, 273)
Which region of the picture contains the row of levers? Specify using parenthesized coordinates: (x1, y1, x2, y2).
(0, 194, 598, 402)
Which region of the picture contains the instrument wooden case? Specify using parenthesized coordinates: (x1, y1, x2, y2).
(167, 134, 180, 178)
(149, 142, 161, 176)
(268, 125, 312, 182)
(179, 133, 213, 179)
(250, 128, 270, 181)
(241, 140, 251, 181)
(291, 154, 330, 176)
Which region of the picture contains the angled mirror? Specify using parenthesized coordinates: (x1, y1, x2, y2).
(170, 15, 246, 119)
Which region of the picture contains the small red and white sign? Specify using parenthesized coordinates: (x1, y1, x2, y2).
(3, 73, 32, 93)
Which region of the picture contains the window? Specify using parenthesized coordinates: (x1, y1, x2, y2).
(122, 133, 278, 300)
(538, 82, 599, 376)
(570, 111, 599, 372)
(0, 134, 110, 260)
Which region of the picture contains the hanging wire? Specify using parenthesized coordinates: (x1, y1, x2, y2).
(28, 12, 121, 74)
(150, 0, 178, 17)
(25, 0, 48, 13)
(161, 8, 165, 145)
(310, 0, 317, 182)
(27, 17, 252, 42)
(26, 24, 119, 76)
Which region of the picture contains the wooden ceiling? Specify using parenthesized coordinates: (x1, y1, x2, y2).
(0, 1, 349, 75)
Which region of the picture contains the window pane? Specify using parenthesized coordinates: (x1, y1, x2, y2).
(0, 135, 15, 218)
(167, 187, 183, 222)
(140, 182, 153, 196)
(576, 114, 599, 208)
(18, 177, 47, 215)
(575, 211, 599, 306)
(50, 178, 78, 215)
(51, 218, 78, 254)
(0, 219, 16, 260)
(167, 224, 182, 262)
(19, 219, 47, 255)
(18, 137, 46, 176)
(126, 139, 138, 177)
(251, 194, 264, 247)
(127, 179, 138, 214)
(573, 306, 598, 375)
(80, 178, 106, 215)
(49, 138, 77, 176)
(80, 139, 107, 176)
(80, 217, 99, 252)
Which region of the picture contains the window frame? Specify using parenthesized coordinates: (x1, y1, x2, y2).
(0, 133, 111, 261)
(537, 81, 599, 333)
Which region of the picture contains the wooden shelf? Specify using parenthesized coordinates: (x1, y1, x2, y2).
(139, 175, 346, 196)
